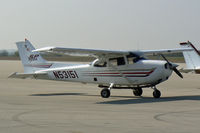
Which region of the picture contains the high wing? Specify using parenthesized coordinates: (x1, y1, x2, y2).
(33, 47, 130, 57)
(33, 46, 192, 58)
(139, 48, 193, 55)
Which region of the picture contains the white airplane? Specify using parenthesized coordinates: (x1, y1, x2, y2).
(9, 39, 192, 98)
(179, 41, 200, 74)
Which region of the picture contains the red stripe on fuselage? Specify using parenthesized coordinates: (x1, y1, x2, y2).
(88, 72, 120, 74)
(85, 70, 154, 75)
(83, 70, 155, 77)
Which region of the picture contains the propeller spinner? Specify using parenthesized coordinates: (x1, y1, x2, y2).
(160, 54, 183, 78)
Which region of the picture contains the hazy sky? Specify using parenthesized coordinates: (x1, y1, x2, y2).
(0, 0, 200, 50)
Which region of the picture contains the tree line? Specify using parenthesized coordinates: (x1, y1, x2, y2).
(0, 50, 19, 57)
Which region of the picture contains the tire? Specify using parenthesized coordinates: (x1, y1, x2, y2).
(133, 87, 143, 96)
(101, 89, 110, 98)
(153, 90, 161, 98)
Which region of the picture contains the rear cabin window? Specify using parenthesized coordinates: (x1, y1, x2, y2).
(109, 57, 125, 66)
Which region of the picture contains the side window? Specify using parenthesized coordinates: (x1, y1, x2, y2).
(127, 56, 135, 64)
(117, 57, 125, 65)
(109, 57, 125, 66)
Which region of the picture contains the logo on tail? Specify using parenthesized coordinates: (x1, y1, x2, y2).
(28, 54, 40, 61)
(24, 45, 30, 52)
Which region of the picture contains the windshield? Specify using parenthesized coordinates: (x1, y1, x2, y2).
(127, 53, 146, 64)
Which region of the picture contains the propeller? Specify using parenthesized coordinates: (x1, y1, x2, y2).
(160, 54, 183, 78)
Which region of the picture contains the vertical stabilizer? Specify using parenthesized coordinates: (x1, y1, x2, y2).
(180, 41, 200, 70)
(16, 39, 51, 73)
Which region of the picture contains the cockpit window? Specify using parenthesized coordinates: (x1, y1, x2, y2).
(94, 62, 107, 67)
(109, 57, 125, 66)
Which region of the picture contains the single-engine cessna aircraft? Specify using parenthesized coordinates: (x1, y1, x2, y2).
(179, 41, 200, 74)
(9, 39, 193, 98)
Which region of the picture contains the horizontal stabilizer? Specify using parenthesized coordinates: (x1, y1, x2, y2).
(179, 68, 200, 74)
(9, 72, 48, 79)
(179, 68, 193, 73)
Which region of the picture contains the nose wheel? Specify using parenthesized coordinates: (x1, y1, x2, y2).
(152, 87, 161, 98)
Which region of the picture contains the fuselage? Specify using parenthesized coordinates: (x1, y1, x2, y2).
(35, 59, 173, 87)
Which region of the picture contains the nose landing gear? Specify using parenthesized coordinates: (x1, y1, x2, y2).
(152, 86, 161, 98)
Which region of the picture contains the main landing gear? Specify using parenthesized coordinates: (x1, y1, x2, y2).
(100, 85, 161, 98)
(133, 87, 143, 96)
(101, 88, 111, 98)
(100, 83, 113, 98)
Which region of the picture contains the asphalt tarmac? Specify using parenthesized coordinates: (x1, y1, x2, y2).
(0, 60, 200, 133)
